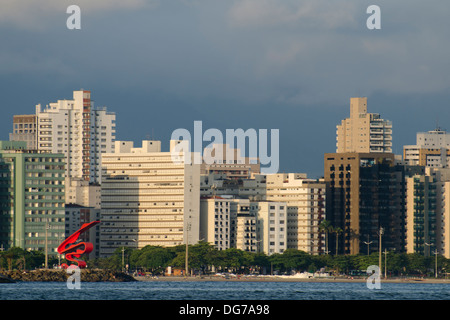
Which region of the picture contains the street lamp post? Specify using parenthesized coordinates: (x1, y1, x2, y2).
(425, 242, 438, 278)
(122, 247, 125, 272)
(185, 222, 191, 277)
(363, 235, 373, 256)
(433, 250, 438, 279)
(45, 219, 49, 269)
(378, 227, 384, 277)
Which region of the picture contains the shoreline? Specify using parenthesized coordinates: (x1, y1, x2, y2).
(133, 275, 450, 284)
(3, 270, 450, 284)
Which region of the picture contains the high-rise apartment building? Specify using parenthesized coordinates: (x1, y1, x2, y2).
(254, 201, 287, 255)
(324, 152, 407, 255)
(262, 174, 325, 254)
(200, 197, 232, 251)
(9, 115, 37, 150)
(236, 210, 258, 253)
(404, 128, 450, 168)
(99, 140, 200, 257)
(336, 97, 392, 153)
(200, 144, 260, 180)
(200, 197, 287, 255)
(10, 90, 116, 183)
(65, 177, 101, 209)
(404, 167, 450, 259)
(200, 173, 326, 254)
(0, 141, 65, 254)
(405, 172, 437, 256)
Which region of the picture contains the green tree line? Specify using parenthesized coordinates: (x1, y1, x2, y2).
(3, 242, 450, 278)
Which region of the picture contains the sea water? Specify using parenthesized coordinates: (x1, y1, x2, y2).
(1, 280, 450, 300)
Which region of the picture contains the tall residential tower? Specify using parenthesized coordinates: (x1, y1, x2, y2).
(336, 97, 392, 153)
(99, 140, 200, 257)
(10, 90, 116, 183)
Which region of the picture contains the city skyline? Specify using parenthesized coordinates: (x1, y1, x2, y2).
(1, 1, 450, 179)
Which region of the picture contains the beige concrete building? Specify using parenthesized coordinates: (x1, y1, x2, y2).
(263, 174, 325, 254)
(201, 144, 260, 180)
(236, 211, 258, 253)
(200, 197, 232, 251)
(406, 168, 450, 259)
(65, 177, 101, 209)
(336, 97, 392, 153)
(9, 115, 37, 150)
(200, 173, 326, 254)
(200, 197, 287, 255)
(404, 129, 450, 168)
(99, 140, 200, 257)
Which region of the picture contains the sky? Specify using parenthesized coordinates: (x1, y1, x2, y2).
(1, 0, 449, 178)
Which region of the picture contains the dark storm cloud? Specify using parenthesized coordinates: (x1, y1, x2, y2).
(1, 0, 449, 177)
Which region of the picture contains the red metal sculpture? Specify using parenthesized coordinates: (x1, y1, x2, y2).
(57, 221, 101, 269)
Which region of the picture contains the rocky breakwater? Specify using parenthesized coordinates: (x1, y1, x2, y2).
(1, 269, 136, 282)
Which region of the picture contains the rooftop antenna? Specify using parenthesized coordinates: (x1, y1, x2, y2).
(145, 129, 155, 141)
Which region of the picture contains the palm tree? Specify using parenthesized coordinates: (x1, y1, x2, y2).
(319, 220, 333, 254)
(333, 227, 343, 255)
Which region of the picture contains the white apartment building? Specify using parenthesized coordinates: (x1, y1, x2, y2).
(253, 202, 287, 255)
(65, 177, 101, 209)
(11, 90, 116, 183)
(200, 197, 232, 251)
(404, 128, 450, 168)
(263, 174, 325, 254)
(200, 173, 326, 254)
(200, 196, 286, 255)
(99, 140, 200, 257)
(336, 97, 392, 153)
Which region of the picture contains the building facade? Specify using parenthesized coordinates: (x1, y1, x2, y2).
(404, 168, 450, 259)
(404, 128, 450, 168)
(9, 115, 37, 150)
(65, 177, 101, 209)
(405, 173, 437, 256)
(10, 90, 116, 183)
(200, 144, 260, 180)
(200, 197, 287, 255)
(200, 173, 326, 254)
(324, 152, 406, 255)
(253, 201, 287, 255)
(336, 97, 392, 153)
(200, 197, 232, 251)
(99, 140, 200, 257)
(0, 141, 65, 255)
